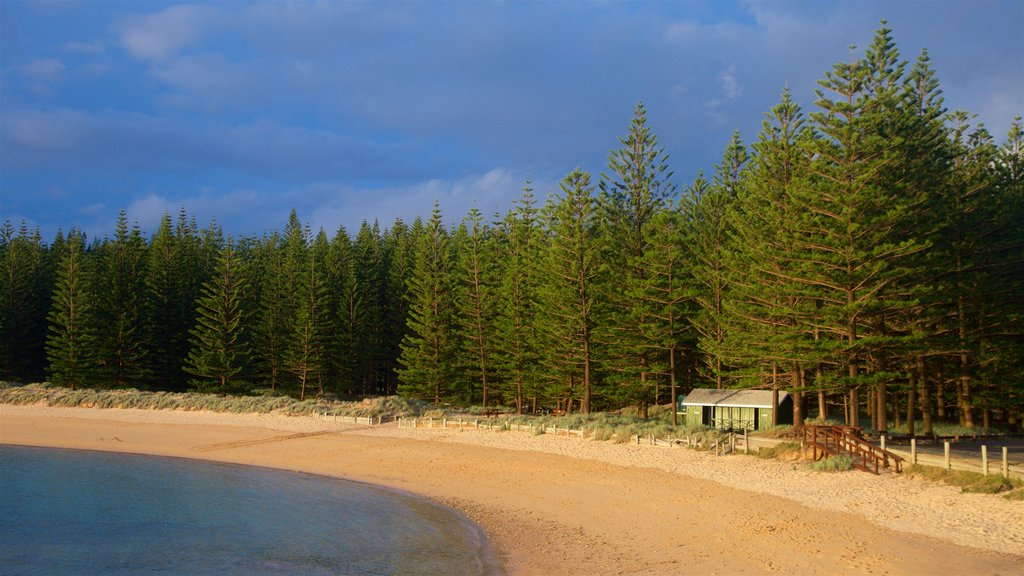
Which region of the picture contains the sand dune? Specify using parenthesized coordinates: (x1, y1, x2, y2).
(1, 404, 1021, 575)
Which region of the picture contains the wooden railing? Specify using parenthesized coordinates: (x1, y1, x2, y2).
(802, 425, 904, 474)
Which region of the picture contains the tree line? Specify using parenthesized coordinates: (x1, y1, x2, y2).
(2, 24, 1021, 432)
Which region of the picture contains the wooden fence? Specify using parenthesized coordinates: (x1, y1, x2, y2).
(886, 437, 1021, 479)
(396, 416, 743, 454)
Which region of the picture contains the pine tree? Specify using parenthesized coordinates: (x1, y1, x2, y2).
(382, 219, 414, 396)
(536, 169, 601, 414)
(322, 225, 354, 394)
(721, 90, 816, 426)
(184, 238, 250, 393)
(96, 212, 151, 388)
(0, 221, 51, 381)
(636, 199, 697, 423)
(46, 230, 97, 389)
(453, 207, 497, 406)
(352, 221, 385, 394)
(687, 154, 742, 390)
(597, 102, 675, 413)
(286, 229, 330, 400)
(398, 205, 456, 404)
(493, 185, 543, 413)
(796, 26, 929, 427)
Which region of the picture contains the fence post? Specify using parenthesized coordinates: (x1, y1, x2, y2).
(911, 438, 917, 465)
(944, 441, 951, 470)
(982, 446, 988, 476)
(881, 434, 886, 452)
(1003, 447, 1009, 479)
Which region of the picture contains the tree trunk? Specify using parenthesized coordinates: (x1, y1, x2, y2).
(772, 385, 779, 428)
(792, 366, 805, 431)
(876, 382, 888, 434)
(892, 391, 901, 430)
(669, 346, 678, 426)
(918, 355, 933, 436)
(771, 362, 779, 427)
(848, 387, 860, 428)
(906, 385, 916, 436)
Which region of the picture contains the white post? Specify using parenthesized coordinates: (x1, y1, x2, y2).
(982, 445, 988, 476)
(911, 438, 917, 465)
(1003, 447, 1009, 479)
(944, 441, 951, 470)
(880, 434, 886, 451)
(743, 429, 749, 455)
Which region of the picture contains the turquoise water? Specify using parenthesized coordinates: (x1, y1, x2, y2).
(0, 445, 503, 575)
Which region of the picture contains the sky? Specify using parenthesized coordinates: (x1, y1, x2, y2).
(2, 0, 1022, 241)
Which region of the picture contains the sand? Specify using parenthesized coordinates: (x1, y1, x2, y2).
(1, 404, 1021, 575)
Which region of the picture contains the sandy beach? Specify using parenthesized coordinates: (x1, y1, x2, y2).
(1, 405, 1021, 575)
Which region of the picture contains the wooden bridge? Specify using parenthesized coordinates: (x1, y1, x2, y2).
(802, 425, 905, 474)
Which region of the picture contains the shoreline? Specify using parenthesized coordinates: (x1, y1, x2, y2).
(1, 404, 1021, 575)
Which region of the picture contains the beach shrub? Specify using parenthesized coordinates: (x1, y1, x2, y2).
(757, 441, 802, 460)
(613, 426, 634, 444)
(0, 383, 429, 420)
(810, 455, 854, 472)
(906, 464, 1023, 494)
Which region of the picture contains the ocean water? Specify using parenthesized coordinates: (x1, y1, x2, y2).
(0, 445, 503, 575)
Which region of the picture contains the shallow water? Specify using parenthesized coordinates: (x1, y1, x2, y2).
(0, 445, 503, 575)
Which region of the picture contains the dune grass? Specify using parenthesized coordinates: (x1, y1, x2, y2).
(0, 382, 428, 420)
(906, 464, 1023, 495)
(810, 454, 854, 472)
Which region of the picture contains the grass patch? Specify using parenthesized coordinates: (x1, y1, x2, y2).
(906, 464, 1023, 494)
(810, 454, 854, 472)
(0, 382, 429, 420)
(1003, 489, 1024, 501)
(613, 426, 635, 444)
(756, 441, 802, 460)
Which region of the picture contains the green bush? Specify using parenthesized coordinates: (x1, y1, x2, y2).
(810, 454, 854, 472)
(907, 464, 1023, 494)
(0, 382, 429, 420)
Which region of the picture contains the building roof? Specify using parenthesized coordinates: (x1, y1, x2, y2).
(681, 388, 790, 409)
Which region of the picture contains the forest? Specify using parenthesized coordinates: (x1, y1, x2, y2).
(1, 24, 1021, 434)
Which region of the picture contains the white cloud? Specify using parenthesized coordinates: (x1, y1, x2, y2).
(120, 5, 211, 60)
(63, 41, 105, 55)
(309, 168, 527, 234)
(717, 65, 742, 103)
(21, 58, 64, 83)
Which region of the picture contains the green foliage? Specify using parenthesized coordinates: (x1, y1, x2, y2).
(756, 442, 802, 460)
(0, 382, 427, 419)
(535, 169, 601, 414)
(184, 238, 250, 394)
(45, 231, 97, 390)
(906, 464, 1022, 494)
(397, 205, 457, 404)
(810, 455, 854, 472)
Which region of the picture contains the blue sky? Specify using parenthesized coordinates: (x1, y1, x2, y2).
(2, 1, 1022, 241)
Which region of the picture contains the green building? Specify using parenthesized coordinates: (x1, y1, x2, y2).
(677, 389, 793, 431)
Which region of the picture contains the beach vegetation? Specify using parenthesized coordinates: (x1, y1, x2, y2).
(756, 442, 802, 460)
(0, 382, 428, 420)
(810, 455, 854, 472)
(905, 464, 1023, 495)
